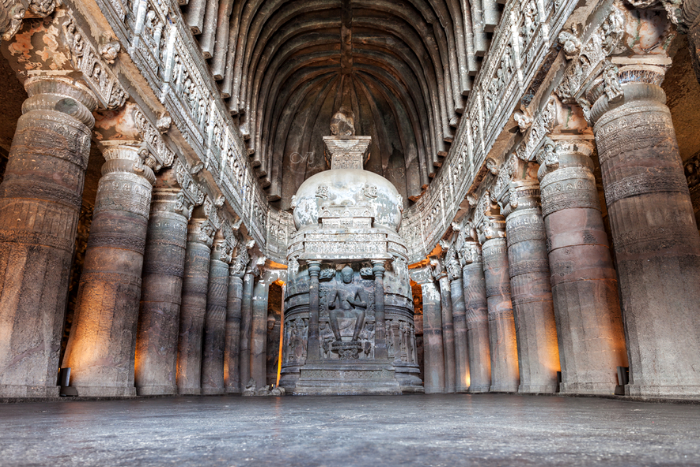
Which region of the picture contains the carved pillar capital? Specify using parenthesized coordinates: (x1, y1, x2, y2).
(23, 75, 98, 129)
(458, 241, 483, 265)
(371, 259, 386, 277)
(230, 240, 253, 278)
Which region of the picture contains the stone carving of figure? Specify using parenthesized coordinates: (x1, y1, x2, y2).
(359, 322, 375, 358)
(327, 266, 367, 343)
(320, 321, 335, 359)
(330, 106, 355, 136)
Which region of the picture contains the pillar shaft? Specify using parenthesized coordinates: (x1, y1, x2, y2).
(62, 143, 154, 397)
(135, 182, 189, 396)
(539, 137, 627, 394)
(437, 275, 456, 393)
(176, 217, 213, 394)
(462, 244, 491, 393)
(0, 77, 96, 398)
(238, 272, 254, 386)
(592, 79, 700, 397)
(225, 274, 243, 393)
(201, 235, 230, 394)
(373, 261, 388, 360)
(482, 235, 519, 392)
(420, 281, 445, 393)
(306, 262, 321, 361)
(251, 276, 269, 388)
(450, 275, 470, 393)
(505, 180, 560, 394)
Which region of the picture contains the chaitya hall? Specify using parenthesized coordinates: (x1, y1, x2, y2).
(1, 0, 700, 463)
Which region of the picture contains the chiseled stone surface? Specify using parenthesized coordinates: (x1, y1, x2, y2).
(433, 264, 456, 394)
(62, 142, 154, 398)
(238, 272, 255, 389)
(250, 276, 269, 389)
(481, 233, 519, 393)
(593, 79, 700, 398)
(0, 76, 97, 398)
(224, 270, 244, 394)
(461, 242, 491, 393)
(176, 215, 215, 395)
(201, 232, 232, 395)
(503, 162, 560, 395)
(135, 174, 190, 396)
(420, 280, 445, 394)
(2, 395, 700, 466)
(449, 272, 470, 393)
(539, 136, 627, 395)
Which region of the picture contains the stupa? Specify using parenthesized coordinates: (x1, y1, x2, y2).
(280, 109, 423, 395)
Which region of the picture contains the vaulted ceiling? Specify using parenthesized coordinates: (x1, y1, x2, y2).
(180, 0, 500, 210)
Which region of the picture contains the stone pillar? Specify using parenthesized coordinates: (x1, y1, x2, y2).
(461, 240, 491, 393)
(225, 247, 249, 393)
(238, 270, 255, 387)
(538, 135, 627, 394)
(176, 212, 215, 394)
(432, 259, 455, 393)
(251, 271, 270, 388)
(480, 214, 519, 392)
(0, 76, 97, 398)
(446, 253, 470, 393)
(62, 137, 155, 397)
(413, 268, 445, 394)
(590, 65, 700, 397)
(372, 260, 388, 360)
(501, 159, 560, 394)
(135, 170, 193, 396)
(201, 231, 232, 394)
(306, 261, 321, 361)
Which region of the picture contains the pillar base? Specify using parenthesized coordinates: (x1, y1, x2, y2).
(626, 384, 700, 399)
(518, 383, 557, 394)
(468, 384, 491, 394)
(201, 387, 225, 395)
(177, 387, 202, 395)
(424, 387, 446, 394)
(559, 382, 617, 396)
(490, 383, 518, 393)
(0, 384, 60, 398)
(226, 388, 242, 395)
(72, 386, 136, 398)
(456, 385, 470, 393)
(135, 385, 176, 396)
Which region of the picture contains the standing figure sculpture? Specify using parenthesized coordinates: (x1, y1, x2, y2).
(327, 266, 368, 357)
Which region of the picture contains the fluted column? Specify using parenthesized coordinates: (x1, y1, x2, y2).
(176, 212, 215, 394)
(0, 76, 97, 398)
(238, 269, 255, 387)
(447, 255, 469, 392)
(538, 135, 627, 394)
(460, 240, 491, 393)
(412, 266, 445, 394)
(251, 271, 270, 388)
(432, 259, 455, 393)
(62, 138, 155, 397)
(502, 160, 560, 394)
(202, 231, 232, 394)
(135, 170, 193, 396)
(225, 247, 249, 393)
(480, 214, 519, 393)
(590, 65, 700, 397)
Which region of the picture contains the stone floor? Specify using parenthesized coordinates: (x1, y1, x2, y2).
(1, 394, 699, 466)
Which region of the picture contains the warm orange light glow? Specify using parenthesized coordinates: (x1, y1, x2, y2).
(276, 285, 285, 387)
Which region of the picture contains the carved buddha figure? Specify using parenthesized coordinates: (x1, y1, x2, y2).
(327, 266, 368, 343)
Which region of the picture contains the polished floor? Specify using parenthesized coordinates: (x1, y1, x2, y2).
(1, 394, 699, 466)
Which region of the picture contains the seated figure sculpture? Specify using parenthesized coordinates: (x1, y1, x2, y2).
(327, 266, 367, 357)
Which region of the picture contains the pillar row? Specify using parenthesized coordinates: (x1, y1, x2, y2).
(480, 214, 519, 393)
(176, 214, 215, 394)
(62, 141, 155, 397)
(0, 76, 97, 398)
(538, 135, 627, 395)
(591, 68, 700, 397)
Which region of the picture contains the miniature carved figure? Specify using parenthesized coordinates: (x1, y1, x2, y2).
(327, 266, 368, 345)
